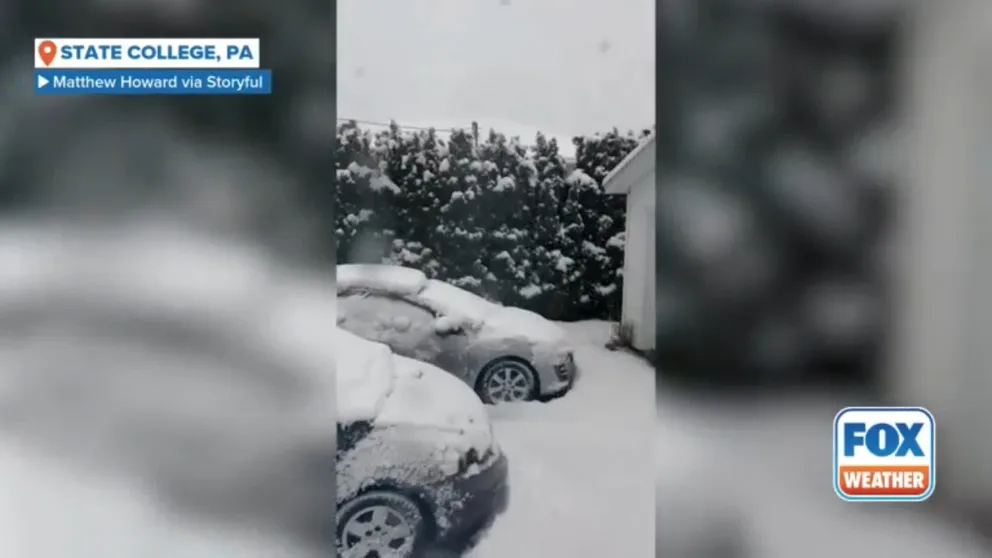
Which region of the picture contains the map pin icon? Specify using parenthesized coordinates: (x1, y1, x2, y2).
(38, 40, 57, 66)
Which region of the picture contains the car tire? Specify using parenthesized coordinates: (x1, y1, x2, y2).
(336, 490, 428, 558)
(476, 358, 538, 404)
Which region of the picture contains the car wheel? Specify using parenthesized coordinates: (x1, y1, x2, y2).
(477, 358, 538, 404)
(336, 490, 428, 558)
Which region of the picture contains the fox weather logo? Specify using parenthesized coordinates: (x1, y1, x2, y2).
(833, 406, 935, 502)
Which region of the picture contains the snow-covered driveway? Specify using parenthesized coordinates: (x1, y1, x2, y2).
(469, 321, 656, 557)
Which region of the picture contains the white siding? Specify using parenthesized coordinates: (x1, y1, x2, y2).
(622, 168, 656, 351)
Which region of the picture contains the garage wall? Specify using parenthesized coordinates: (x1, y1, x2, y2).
(623, 168, 656, 351)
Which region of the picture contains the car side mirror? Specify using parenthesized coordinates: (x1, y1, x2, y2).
(434, 316, 463, 336)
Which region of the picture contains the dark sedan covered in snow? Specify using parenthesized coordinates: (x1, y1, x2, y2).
(337, 264, 577, 404)
(336, 328, 509, 556)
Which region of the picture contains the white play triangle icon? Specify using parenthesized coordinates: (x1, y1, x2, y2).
(37, 75, 49, 88)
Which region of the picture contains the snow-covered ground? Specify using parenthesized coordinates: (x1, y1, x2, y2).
(0, 317, 653, 558)
(469, 320, 656, 557)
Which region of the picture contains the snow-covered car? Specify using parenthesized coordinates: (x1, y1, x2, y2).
(336, 264, 577, 404)
(335, 328, 509, 557)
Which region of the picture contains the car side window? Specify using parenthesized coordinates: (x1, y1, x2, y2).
(337, 292, 442, 361)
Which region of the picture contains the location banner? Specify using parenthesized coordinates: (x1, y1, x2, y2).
(33, 38, 270, 96)
(34, 69, 272, 95)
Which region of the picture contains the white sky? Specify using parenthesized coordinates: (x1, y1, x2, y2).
(336, 0, 655, 157)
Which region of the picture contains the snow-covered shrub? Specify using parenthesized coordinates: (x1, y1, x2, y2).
(334, 121, 649, 321)
(563, 130, 650, 320)
(431, 128, 488, 284)
(382, 124, 445, 274)
(335, 121, 400, 263)
(520, 133, 572, 319)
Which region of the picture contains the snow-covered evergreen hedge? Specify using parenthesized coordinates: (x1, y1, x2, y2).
(335, 120, 651, 321)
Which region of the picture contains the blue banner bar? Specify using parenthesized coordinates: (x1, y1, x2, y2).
(34, 69, 271, 95)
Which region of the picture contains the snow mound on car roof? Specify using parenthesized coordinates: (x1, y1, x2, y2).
(334, 328, 395, 422)
(336, 264, 427, 296)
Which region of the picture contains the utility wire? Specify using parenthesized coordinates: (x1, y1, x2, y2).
(335, 117, 579, 161)
(336, 118, 457, 133)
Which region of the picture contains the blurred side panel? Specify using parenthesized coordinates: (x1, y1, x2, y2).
(656, 0, 900, 387)
(655, 0, 752, 556)
(658, 0, 992, 554)
(654, 0, 934, 556)
(0, 1, 336, 557)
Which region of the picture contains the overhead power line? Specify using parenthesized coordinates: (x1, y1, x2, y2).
(336, 118, 456, 133)
(335, 117, 579, 161)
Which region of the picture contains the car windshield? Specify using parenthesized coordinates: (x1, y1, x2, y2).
(418, 279, 500, 323)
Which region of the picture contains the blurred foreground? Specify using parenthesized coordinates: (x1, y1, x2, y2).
(656, 391, 992, 558)
(0, 221, 338, 557)
(0, 0, 335, 555)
